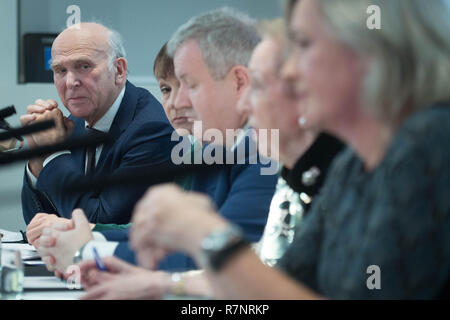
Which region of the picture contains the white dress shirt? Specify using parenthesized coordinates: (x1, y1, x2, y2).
(26, 86, 126, 186)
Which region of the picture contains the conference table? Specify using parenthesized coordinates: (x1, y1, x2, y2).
(0, 240, 85, 300)
(21, 264, 85, 300)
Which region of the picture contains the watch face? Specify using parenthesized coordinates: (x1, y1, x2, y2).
(203, 232, 228, 251)
(199, 226, 248, 272)
(203, 227, 241, 252)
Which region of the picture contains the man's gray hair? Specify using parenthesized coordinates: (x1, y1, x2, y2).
(167, 7, 261, 79)
(63, 22, 127, 72)
(107, 28, 127, 71)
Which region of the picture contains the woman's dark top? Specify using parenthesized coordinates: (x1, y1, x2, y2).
(277, 104, 450, 299)
(281, 133, 344, 197)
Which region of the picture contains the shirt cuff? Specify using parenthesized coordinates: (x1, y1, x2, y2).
(92, 231, 107, 241)
(81, 240, 119, 260)
(43, 151, 71, 167)
(25, 152, 70, 189)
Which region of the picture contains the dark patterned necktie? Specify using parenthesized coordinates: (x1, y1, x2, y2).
(85, 127, 100, 175)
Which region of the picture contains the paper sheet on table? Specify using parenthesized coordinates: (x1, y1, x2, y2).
(2, 243, 40, 260)
(0, 228, 23, 242)
(21, 290, 85, 300)
(23, 260, 46, 266)
(24, 277, 71, 290)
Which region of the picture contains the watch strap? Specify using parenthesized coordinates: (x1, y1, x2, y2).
(209, 236, 249, 271)
(73, 241, 89, 264)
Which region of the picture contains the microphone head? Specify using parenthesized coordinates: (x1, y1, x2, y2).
(0, 105, 16, 121)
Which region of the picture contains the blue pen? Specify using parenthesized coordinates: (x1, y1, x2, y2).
(92, 247, 108, 272)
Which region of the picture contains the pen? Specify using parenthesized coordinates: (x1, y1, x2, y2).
(92, 247, 108, 272)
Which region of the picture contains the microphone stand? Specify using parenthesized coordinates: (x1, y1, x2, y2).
(66, 161, 227, 192)
(0, 131, 111, 165)
(0, 120, 55, 142)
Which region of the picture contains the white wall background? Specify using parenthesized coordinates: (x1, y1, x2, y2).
(0, 0, 281, 231)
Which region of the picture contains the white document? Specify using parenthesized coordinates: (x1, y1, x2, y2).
(21, 290, 85, 300)
(0, 228, 23, 242)
(23, 277, 72, 290)
(23, 260, 46, 266)
(2, 243, 40, 260)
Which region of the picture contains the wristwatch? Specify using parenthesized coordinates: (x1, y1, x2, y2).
(198, 225, 249, 272)
(73, 242, 89, 264)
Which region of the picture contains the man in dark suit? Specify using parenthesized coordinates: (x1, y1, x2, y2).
(20, 23, 175, 227)
(36, 9, 278, 274)
(106, 136, 277, 270)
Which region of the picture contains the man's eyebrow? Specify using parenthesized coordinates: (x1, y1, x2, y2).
(50, 58, 94, 70)
(50, 61, 61, 70)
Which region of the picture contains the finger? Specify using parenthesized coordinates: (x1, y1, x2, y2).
(42, 227, 55, 237)
(42, 256, 56, 272)
(52, 221, 73, 231)
(50, 108, 65, 127)
(54, 270, 64, 280)
(80, 285, 109, 300)
(27, 213, 50, 228)
(34, 99, 56, 110)
(42, 255, 56, 266)
(152, 247, 169, 266)
(37, 242, 50, 256)
(26, 226, 46, 244)
(27, 218, 47, 237)
(136, 248, 159, 270)
(27, 214, 54, 239)
(101, 256, 134, 274)
(89, 270, 116, 284)
(46, 99, 58, 109)
(129, 212, 152, 250)
(39, 235, 56, 247)
(72, 208, 90, 230)
(78, 259, 98, 275)
(32, 238, 40, 249)
(63, 117, 75, 133)
(26, 227, 39, 245)
(130, 227, 156, 253)
(20, 114, 37, 126)
(27, 103, 47, 114)
(79, 262, 99, 287)
(83, 269, 101, 288)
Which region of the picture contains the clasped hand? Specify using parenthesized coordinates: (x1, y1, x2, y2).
(20, 99, 74, 148)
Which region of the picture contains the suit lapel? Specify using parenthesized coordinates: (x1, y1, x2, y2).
(96, 81, 138, 169)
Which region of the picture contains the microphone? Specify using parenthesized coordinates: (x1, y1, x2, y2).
(0, 105, 23, 141)
(0, 105, 16, 121)
(66, 143, 258, 192)
(66, 162, 227, 192)
(0, 131, 111, 165)
(0, 120, 55, 142)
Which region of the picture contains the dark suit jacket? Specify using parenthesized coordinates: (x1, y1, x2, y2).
(22, 81, 176, 224)
(103, 136, 279, 271)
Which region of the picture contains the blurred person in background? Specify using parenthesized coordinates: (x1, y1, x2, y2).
(129, 0, 450, 299)
(77, 16, 343, 300)
(37, 8, 277, 279)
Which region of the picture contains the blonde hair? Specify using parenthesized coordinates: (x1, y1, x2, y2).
(286, 0, 450, 122)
